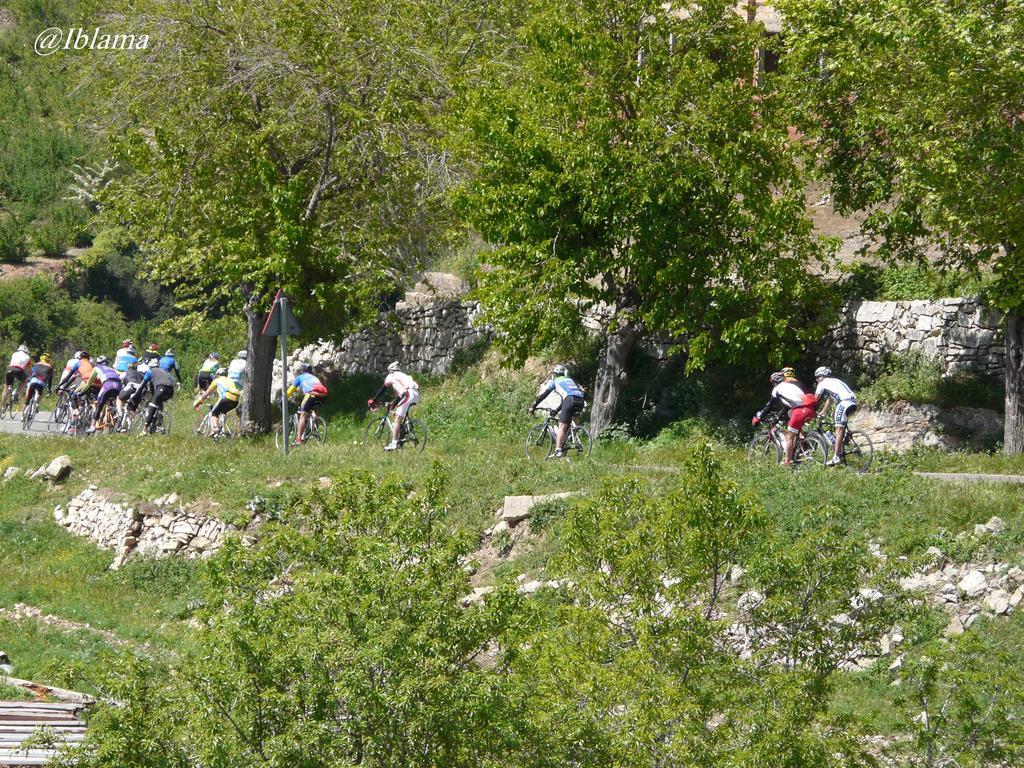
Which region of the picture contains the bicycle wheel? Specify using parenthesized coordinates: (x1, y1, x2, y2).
(794, 432, 828, 467)
(21, 396, 37, 430)
(157, 409, 172, 435)
(362, 416, 390, 450)
(194, 411, 211, 437)
(306, 415, 327, 445)
(404, 417, 426, 452)
(746, 432, 781, 464)
(566, 425, 592, 459)
(842, 431, 874, 473)
(525, 422, 555, 460)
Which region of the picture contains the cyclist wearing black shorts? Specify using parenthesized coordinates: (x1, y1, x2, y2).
(141, 365, 176, 432)
(529, 364, 585, 458)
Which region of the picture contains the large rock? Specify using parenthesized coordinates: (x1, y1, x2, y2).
(501, 492, 577, 524)
(958, 570, 988, 598)
(45, 455, 72, 482)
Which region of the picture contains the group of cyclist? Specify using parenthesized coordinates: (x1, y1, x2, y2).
(753, 365, 858, 467)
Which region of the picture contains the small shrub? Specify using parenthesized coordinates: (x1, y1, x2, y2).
(0, 214, 29, 263)
(31, 202, 89, 257)
(860, 351, 1003, 411)
(839, 262, 989, 302)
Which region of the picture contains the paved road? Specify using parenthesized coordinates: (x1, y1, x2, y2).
(915, 471, 1024, 485)
(0, 411, 57, 437)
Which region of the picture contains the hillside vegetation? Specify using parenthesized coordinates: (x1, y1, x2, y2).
(1, 363, 1024, 765)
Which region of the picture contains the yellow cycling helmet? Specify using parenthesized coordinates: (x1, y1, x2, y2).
(40, 353, 51, 364)
(780, 366, 797, 379)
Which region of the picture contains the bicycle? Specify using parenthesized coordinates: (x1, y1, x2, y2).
(808, 414, 874, 473)
(136, 401, 172, 435)
(21, 388, 42, 431)
(194, 402, 235, 440)
(277, 404, 327, 449)
(1, 382, 23, 420)
(47, 389, 71, 432)
(525, 413, 592, 461)
(746, 411, 827, 467)
(362, 405, 423, 452)
(63, 392, 96, 437)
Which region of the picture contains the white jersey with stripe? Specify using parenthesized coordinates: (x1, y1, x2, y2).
(771, 381, 807, 410)
(815, 377, 857, 404)
(9, 351, 30, 370)
(384, 371, 418, 396)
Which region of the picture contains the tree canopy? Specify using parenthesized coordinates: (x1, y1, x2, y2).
(454, 0, 833, 431)
(777, 0, 1024, 450)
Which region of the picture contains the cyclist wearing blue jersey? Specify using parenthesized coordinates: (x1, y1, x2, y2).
(530, 364, 586, 458)
(158, 349, 183, 387)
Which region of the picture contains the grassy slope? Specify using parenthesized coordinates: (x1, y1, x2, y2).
(1, 360, 1023, 731)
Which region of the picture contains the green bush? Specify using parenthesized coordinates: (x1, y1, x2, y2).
(0, 275, 73, 351)
(30, 201, 90, 258)
(859, 351, 1004, 411)
(840, 262, 989, 301)
(0, 213, 29, 263)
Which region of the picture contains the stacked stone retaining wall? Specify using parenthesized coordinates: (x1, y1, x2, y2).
(820, 297, 1004, 379)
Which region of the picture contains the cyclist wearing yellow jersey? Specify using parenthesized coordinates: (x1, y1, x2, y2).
(193, 367, 240, 437)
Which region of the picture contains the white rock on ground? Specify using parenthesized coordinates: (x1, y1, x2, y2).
(958, 570, 988, 598)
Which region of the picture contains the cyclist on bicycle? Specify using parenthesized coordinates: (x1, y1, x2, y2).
(814, 366, 858, 466)
(116, 360, 146, 429)
(80, 356, 122, 433)
(752, 367, 817, 466)
(227, 350, 247, 388)
(58, 351, 95, 431)
(193, 366, 240, 437)
(140, 363, 176, 432)
(114, 344, 138, 374)
(158, 349, 184, 387)
(367, 361, 415, 451)
(140, 343, 161, 367)
(3, 344, 32, 408)
(196, 352, 221, 392)
(530, 364, 585, 458)
(113, 339, 135, 370)
(24, 354, 54, 406)
(289, 363, 329, 446)
(59, 352, 83, 388)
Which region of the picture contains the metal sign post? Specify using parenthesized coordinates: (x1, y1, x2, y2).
(280, 296, 289, 455)
(262, 291, 302, 455)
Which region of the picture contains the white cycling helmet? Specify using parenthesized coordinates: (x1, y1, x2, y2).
(17, 344, 28, 353)
(552, 364, 568, 377)
(387, 361, 401, 372)
(216, 367, 227, 376)
(238, 350, 247, 359)
(769, 371, 785, 385)
(814, 366, 831, 379)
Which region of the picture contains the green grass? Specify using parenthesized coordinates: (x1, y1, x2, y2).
(2, 359, 1024, 739)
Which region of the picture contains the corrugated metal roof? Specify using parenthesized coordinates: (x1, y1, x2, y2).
(0, 702, 86, 767)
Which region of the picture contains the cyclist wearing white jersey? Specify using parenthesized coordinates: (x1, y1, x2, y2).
(814, 366, 858, 466)
(530, 364, 586, 458)
(753, 367, 817, 466)
(368, 361, 420, 450)
(3, 344, 32, 407)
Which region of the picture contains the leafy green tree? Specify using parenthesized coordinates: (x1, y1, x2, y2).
(778, 0, 1024, 451)
(89, 0, 479, 431)
(63, 469, 539, 768)
(509, 445, 894, 766)
(893, 632, 1024, 767)
(454, 0, 833, 433)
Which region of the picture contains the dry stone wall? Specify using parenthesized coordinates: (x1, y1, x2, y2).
(273, 300, 492, 399)
(821, 297, 1004, 379)
(853, 402, 1002, 453)
(54, 488, 227, 569)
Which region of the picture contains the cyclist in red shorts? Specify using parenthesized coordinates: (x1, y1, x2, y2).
(752, 367, 817, 466)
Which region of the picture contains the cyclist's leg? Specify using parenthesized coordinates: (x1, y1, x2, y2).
(833, 402, 855, 460)
(390, 393, 412, 447)
(295, 394, 311, 443)
(554, 396, 577, 453)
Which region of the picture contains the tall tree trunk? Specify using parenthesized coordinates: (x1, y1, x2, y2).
(590, 317, 640, 436)
(240, 297, 276, 435)
(1004, 309, 1024, 453)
